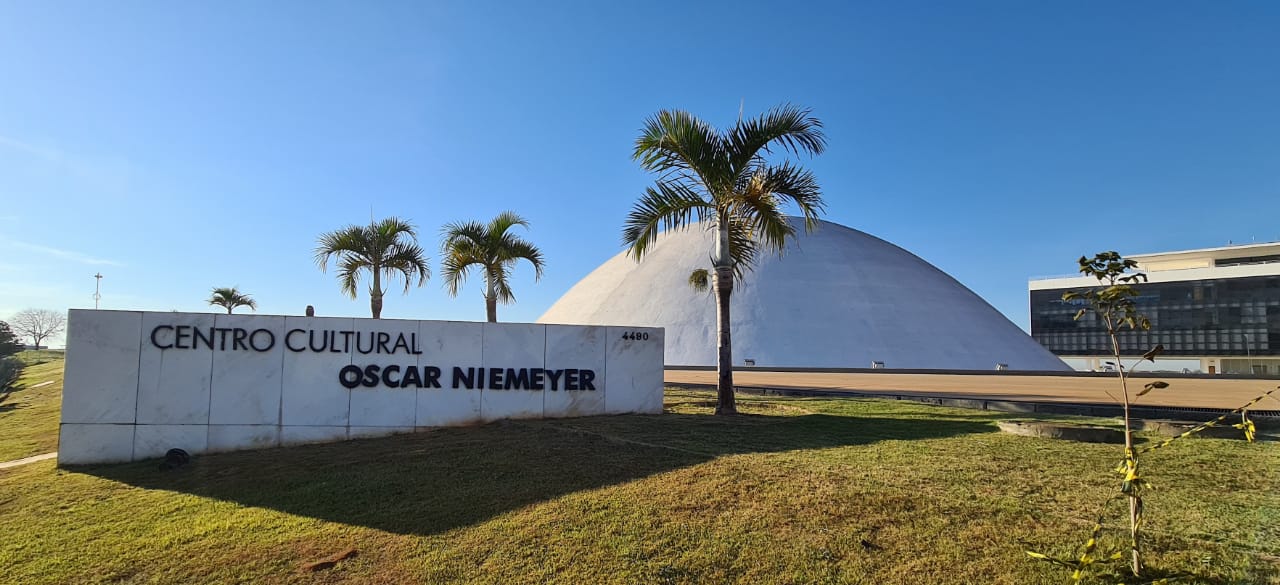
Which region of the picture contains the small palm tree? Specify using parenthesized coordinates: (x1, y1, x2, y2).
(441, 211, 545, 322)
(623, 104, 826, 414)
(208, 287, 257, 314)
(314, 217, 431, 319)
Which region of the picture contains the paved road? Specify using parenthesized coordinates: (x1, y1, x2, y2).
(665, 370, 1280, 411)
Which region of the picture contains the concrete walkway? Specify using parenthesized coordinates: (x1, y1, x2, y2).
(666, 370, 1280, 411)
(0, 452, 56, 469)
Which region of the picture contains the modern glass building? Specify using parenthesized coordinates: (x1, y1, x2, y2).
(1029, 242, 1280, 375)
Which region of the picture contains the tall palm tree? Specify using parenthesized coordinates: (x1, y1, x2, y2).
(623, 104, 826, 415)
(440, 211, 545, 322)
(314, 217, 431, 319)
(208, 287, 258, 314)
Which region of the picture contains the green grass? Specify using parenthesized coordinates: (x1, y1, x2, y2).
(0, 383, 1276, 584)
(0, 351, 65, 461)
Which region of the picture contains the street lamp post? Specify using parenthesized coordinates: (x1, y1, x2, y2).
(93, 273, 103, 309)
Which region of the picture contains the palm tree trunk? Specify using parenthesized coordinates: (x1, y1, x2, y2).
(371, 268, 383, 319)
(226, 306, 233, 314)
(485, 275, 497, 323)
(713, 265, 737, 415)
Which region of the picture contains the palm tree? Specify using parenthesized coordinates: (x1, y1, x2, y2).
(440, 211, 545, 322)
(207, 287, 258, 314)
(623, 104, 826, 415)
(314, 217, 431, 319)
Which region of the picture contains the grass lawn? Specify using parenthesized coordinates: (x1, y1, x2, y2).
(0, 377, 1276, 584)
(0, 350, 66, 461)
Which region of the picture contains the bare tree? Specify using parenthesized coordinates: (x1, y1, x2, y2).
(10, 309, 66, 349)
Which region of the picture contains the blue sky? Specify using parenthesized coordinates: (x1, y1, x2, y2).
(2, 1, 1278, 346)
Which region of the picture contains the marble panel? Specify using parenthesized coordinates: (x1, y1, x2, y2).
(543, 324, 607, 418)
(207, 425, 280, 453)
(280, 316, 354, 426)
(480, 322, 546, 421)
(348, 318, 420, 427)
(136, 312, 215, 425)
(604, 326, 665, 414)
(61, 310, 142, 424)
(280, 426, 348, 446)
(209, 314, 285, 425)
(133, 424, 209, 460)
(57, 423, 135, 465)
(416, 321, 484, 427)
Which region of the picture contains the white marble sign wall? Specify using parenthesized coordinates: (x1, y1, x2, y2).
(58, 310, 664, 465)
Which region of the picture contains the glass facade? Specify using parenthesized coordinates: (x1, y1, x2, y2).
(1030, 275, 1280, 357)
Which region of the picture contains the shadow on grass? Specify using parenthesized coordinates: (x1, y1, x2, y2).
(79, 412, 993, 537)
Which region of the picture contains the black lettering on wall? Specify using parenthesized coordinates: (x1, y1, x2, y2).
(545, 369, 563, 391)
(357, 331, 375, 354)
(285, 329, 306, 351)
(392, 333, 411, 354)
(362, 365, 380, 388)
(249, 329, 275, 352)
(308, 330, 327, 352)
(175, 326, 192, 349)
(380, 365, 401, 387)
(579, 369, 596, 390)
(488, 368, 504, 390)
(339, 365, 363, 389)
(453, 367, 474, 389)
(150, 325, 174, 349)
(530, 368, 544, 390)
(376, 332, 391, 354)
(424, 366, 442, 388)
(192, 327, 214, 350)
(565, 369, 579, 391)
(233, 328, 249, 351)
(401, 366, 423, 388)
(215, 327, 233, 350)
(505, 368, 530, 390)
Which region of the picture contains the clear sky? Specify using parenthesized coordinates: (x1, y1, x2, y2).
(2, 1, 1278, 347)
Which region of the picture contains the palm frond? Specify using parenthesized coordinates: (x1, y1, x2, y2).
(314, 225, 372, 271)
(756, 160, 825, 229)
(724, 216, 762, 276)
(496, 234, 545, 280)
(728, 103, 826, 173)
(488, 211, 530, 239)
(382, 241, 431, 293)
(440, 212, 544, 304)
(490, 265, 516, 304)
(207, 286, 257, 310)
(633, 109, 731, 194)
(623, 181, 713, 260)
(337, 257, 364, 299)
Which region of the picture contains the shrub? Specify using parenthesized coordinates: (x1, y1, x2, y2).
(0, 356, 23, 396)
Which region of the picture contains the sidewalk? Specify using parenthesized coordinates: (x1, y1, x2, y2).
(0, 452, 57, 469)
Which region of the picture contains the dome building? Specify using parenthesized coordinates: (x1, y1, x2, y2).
(539, 218, 1069, 371)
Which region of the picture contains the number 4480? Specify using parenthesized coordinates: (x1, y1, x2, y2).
(621, 331, 649, 341)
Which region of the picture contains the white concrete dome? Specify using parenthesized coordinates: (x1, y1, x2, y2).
(539, 218, 1069, 371)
